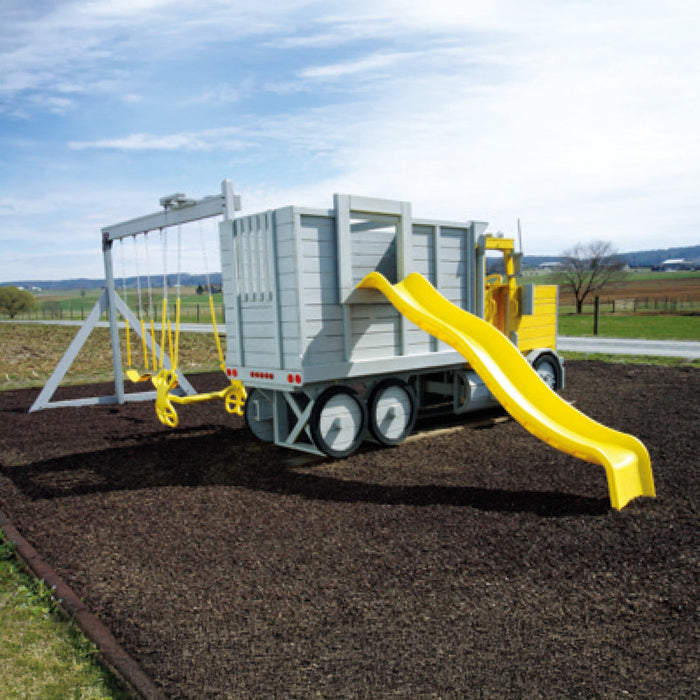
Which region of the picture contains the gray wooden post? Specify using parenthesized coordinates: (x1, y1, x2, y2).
(103, 235, 126, 404)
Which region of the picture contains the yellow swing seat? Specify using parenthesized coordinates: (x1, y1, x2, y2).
(126, 368, 152, 383)
(124, 317, 157, 384)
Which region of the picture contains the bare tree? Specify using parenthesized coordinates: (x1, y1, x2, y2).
(559, 241, 625, 313)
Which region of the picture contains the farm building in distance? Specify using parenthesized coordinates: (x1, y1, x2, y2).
(657, 258, 698, 271)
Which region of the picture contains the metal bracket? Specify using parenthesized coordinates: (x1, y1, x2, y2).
(275, 391, 322, 455)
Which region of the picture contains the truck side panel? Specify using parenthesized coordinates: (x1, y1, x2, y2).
(300, 214, 343, 369)
(407, 226, 436, 354)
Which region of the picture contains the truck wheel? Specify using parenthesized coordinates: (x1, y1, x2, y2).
(368, 378, 417, 446)
(310, 386, 367, 458)
(244, 388, 275, 443)
(532, 353, 562, 391)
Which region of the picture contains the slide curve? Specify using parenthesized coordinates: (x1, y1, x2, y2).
(358, 271, 655, 510)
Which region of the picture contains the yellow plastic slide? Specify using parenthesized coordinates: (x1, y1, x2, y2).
(358, 272, 655, 510)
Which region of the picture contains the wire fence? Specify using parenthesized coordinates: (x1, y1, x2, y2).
(3, 301, 227, 324)
(559, 295, 700, 315)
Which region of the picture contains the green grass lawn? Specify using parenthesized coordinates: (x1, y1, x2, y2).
(558, 312, 700, 340)
(15, 287, 225, 325)
(0, 536, 129, 699)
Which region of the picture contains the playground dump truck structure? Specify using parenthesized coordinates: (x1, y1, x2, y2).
(32, 181, 655, 510)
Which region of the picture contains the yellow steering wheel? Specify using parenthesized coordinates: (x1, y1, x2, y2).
(223, 381, 247, 416)
(153, 368, 180, 428)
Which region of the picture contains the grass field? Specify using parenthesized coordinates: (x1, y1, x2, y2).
(0, 535, 129, 698)
(558, 311, 700, 340)
(0, 323, 224, 391)
(11, 287, 225, 326)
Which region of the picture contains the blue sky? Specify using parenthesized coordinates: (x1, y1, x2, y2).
(1, 0, 699, 282)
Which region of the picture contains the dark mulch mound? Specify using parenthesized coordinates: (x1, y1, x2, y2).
(0, 361, 697, 699)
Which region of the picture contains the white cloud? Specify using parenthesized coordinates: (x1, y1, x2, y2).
(0, 0, 309, 113)
(1, 0, 700, 281)
(299, 50, 427, 81)
(68, 127, 251, 152)
(185, 82, 254, 105)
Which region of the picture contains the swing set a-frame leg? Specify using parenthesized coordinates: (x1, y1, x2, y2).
(29, 290, 196, 413)
(30, 290, 110, 412)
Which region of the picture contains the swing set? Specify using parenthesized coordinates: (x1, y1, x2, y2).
(30, 180, 246, 425)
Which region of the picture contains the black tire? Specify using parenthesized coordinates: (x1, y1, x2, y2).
(368, 378, 417, 446)
(532, 353, 563, 391)
(309, 386, 367, 458)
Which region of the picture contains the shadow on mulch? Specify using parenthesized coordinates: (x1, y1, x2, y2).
(1, 423, 609, 517)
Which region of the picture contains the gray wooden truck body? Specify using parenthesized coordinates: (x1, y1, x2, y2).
(219, 194, 560, 456)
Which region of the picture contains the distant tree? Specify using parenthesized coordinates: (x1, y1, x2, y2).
(559, 241, 625, 313)
(0, 286, 36, 319)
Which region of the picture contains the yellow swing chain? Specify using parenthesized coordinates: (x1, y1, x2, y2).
(121, 239, 152, 383)
(153, 224, 247, 429)
(133, 234, 150, 373)
(153, 297, 181, 428)
(123, 234, 155, 382)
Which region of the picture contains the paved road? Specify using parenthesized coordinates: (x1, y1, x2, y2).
(557, 336, 700, 360)
(4, 320, 699, 360)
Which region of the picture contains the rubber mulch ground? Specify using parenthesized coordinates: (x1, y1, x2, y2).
(0, 360, 697, 699)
